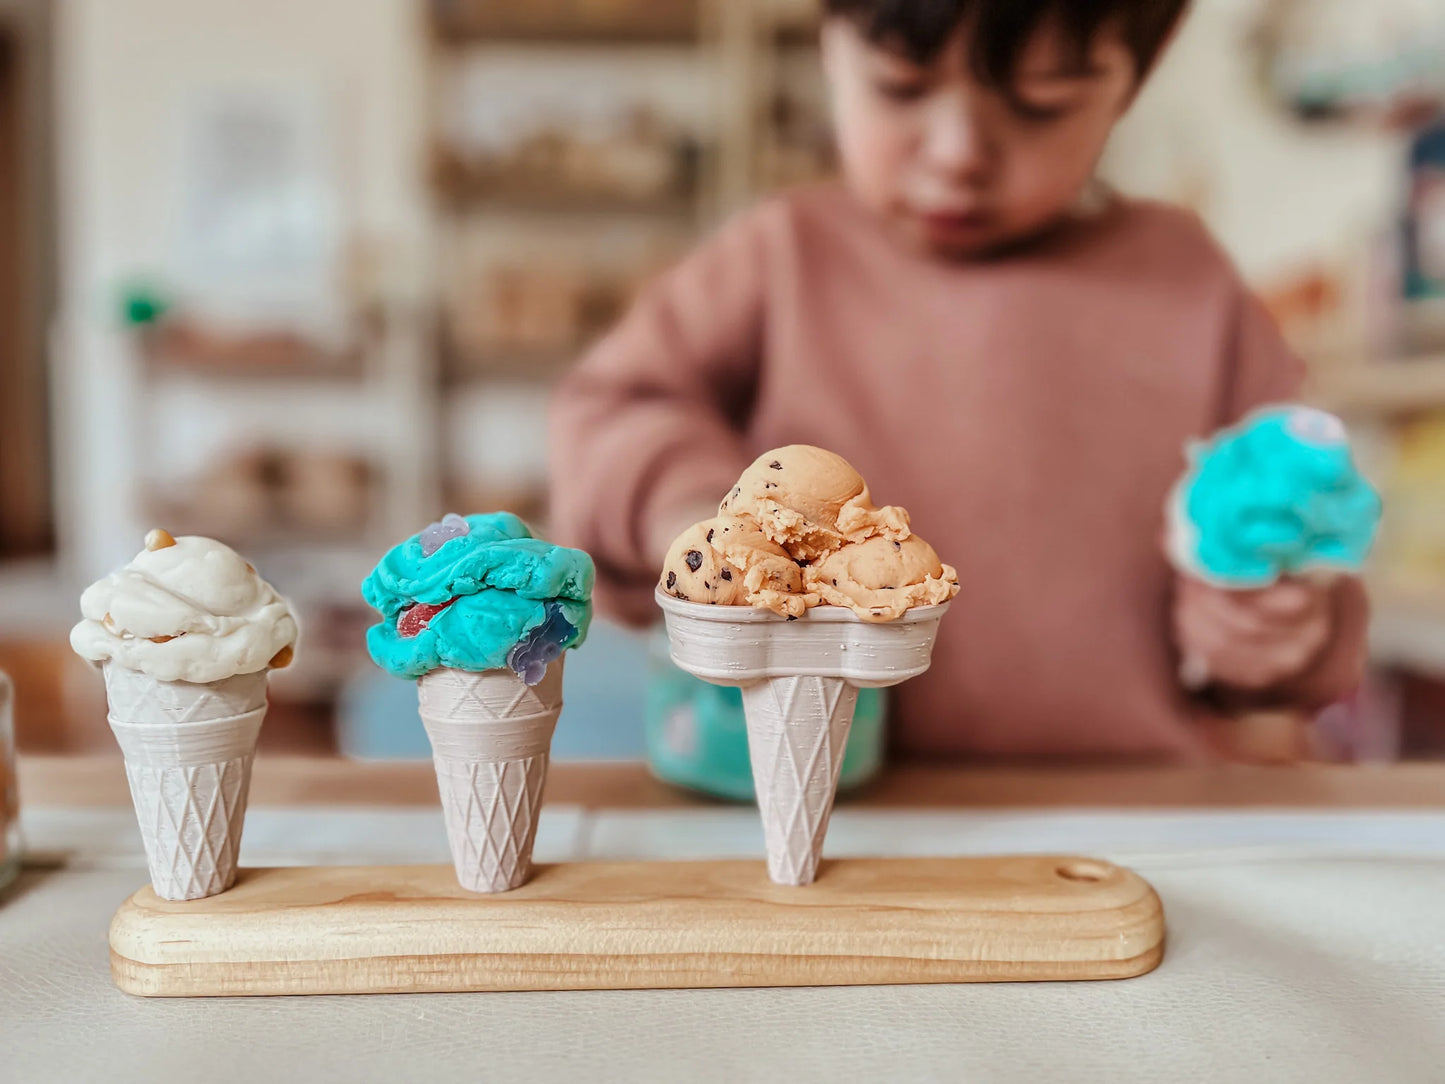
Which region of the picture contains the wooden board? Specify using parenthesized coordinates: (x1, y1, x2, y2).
(109, 856, 1165, 997)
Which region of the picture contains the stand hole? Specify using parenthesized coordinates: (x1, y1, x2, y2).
(1056, 861, 1110, 883)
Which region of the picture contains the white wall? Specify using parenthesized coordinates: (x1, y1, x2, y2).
(52, 0, 431, 584)
(1103, 0, 1408, 285)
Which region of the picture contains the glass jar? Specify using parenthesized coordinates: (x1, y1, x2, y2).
(0, 671, 18, 893)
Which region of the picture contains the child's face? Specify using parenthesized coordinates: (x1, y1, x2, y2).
(822, 16, 1140, 257)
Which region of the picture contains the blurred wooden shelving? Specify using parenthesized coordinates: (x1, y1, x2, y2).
(139, 320, 366, 382)
(430, 0, 702, 45)
(436, 191, 699, 218)
(1308, 354, 1445, 415)
(419, 0, 831, 560)
(1369, 585, 1445, 677)
(442, 347, 580, 385)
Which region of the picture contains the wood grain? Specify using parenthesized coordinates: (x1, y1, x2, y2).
(109, 856, 1165, 997)
(25, 754, 1445, 810)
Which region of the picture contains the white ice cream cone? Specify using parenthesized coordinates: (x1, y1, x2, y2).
(103, 664, 267, 901)
(743, 674, 858, 885)
(417, 659, 564, 893)
(657, 590, 948, 885)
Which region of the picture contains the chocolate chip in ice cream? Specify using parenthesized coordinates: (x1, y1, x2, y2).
(685, 550, 703, 572)
(666, 571, 677, 590)
(769, 460, 782, 470)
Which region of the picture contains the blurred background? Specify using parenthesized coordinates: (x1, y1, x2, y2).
(2, 0, 1445, 763)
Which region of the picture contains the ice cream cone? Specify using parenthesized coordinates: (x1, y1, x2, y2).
(417, 659, 564, 893)
(743, 674, 858, 885)
(103, 664, 268, 901)
(657, 590, 948, 885)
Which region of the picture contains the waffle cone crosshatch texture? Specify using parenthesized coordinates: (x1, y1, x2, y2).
(108, 856, 1166, 997)
(417, 661, 565, 894)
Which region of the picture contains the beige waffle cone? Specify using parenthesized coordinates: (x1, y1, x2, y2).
(417, 659, 564, 893)
(742, 675, 858, 886)
(103, 664, 267, 901)
(657, 590, 949, 887)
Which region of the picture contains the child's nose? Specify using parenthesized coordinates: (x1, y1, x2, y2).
(921, 92, 994, 182)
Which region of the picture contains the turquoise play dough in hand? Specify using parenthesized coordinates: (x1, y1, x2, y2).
(1168, 406, 1382, 588)
(363, 512, 595, 680)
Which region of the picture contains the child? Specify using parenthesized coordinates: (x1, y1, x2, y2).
(548, 0, 1368, 761)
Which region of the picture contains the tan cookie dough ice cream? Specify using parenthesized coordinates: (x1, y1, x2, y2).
(805, 535, 956, 621)
(662, 515, 813, 617)
(662, 446, 957, 621)
(719, 445, 910, 561)
(657, 446, 957, 886)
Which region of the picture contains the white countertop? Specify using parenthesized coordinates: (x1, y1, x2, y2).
(5, 802, 1445, 1082)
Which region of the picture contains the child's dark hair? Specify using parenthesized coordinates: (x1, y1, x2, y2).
(822, 0, 1188, 87)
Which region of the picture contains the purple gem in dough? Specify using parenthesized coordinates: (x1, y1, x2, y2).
(506, 602, 577, 686)
(420, 513, 471, 557)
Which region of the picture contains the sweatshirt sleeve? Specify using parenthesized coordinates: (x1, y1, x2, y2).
(1209, 285, 1371, 708)
(547, 208, 769, 625)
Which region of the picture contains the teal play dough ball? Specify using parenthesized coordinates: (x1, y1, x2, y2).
(1172, 406, 1382, 587)
(362, 512, 594, 679)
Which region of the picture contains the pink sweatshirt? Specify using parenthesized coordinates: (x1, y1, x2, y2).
(549, 183, 1367, 760)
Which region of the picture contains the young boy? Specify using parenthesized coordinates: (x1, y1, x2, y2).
(548, 0, 1368, 761)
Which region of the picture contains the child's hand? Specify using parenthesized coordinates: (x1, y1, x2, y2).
(1172, 575, 1333, 691)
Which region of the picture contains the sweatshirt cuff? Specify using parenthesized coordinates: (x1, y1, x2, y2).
(1277, 576, 1369, 710)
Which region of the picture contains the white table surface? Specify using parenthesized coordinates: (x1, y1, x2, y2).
(5, 802, 1445, 1083)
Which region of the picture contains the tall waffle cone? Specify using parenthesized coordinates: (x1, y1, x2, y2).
(417, 659, 564, 893)
(657, 591, 949, 887)
(742, 675, 858, 886)
(102, 664, 268, 901)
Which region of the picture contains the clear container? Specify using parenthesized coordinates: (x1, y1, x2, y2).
(0, 671, 18, 893)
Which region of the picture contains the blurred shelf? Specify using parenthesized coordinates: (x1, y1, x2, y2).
(143, 494, 379, 553)
(1309, 355, 1445, 415)
(429, 143, 702, 218)
(443, 347, 580, 384)
(140, 321, 366, 382)
(430, 1, 701, 44)
(772, 17, 819, 47)
(439, 192, 698, 218)
(431, 170, 700, 218)
(1371, 588, 1445, 677)
(137, 519, 377, 553)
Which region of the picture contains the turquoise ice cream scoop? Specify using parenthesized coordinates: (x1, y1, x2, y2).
(362, 512, 594, 681)
(1168, 406, 1382, 588)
